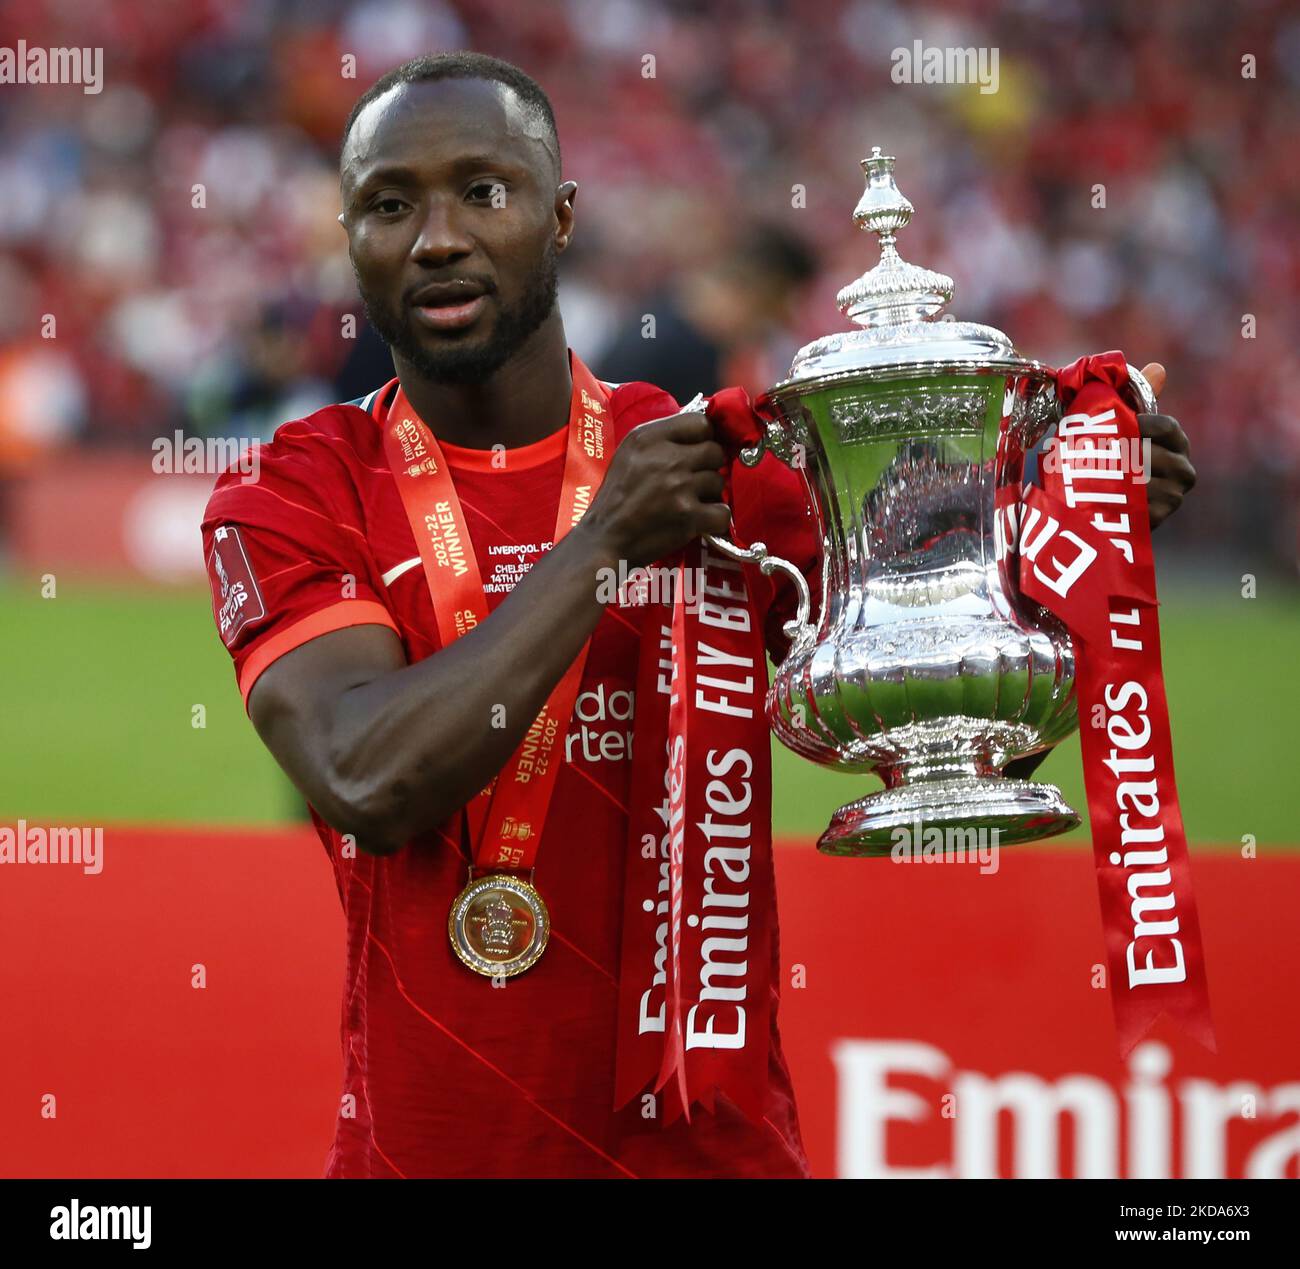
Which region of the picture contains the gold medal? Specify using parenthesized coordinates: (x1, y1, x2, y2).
(448, 873, 550, 978)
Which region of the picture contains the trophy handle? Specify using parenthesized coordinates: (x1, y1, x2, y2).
(704, 533, 814, 648)
(669, 393, 816, 649)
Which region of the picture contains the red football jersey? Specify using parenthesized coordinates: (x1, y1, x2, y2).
(201, 352, 821, 1178)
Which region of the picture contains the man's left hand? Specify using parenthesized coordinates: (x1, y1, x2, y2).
(1136, 362, 1197, 530)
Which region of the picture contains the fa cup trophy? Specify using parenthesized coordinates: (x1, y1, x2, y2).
(704, 147, 1157, 856)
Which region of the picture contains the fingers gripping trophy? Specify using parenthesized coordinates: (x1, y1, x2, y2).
(697, 147, 1159, 856)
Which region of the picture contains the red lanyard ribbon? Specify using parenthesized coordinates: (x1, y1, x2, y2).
(1010, 351, 1215, 1054)
(379, 355, 614, 871)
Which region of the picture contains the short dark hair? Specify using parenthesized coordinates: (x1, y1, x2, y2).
(340, 52, 560, 176)
(728, 223, 820, 289)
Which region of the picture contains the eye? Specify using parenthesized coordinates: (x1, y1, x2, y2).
(467, 181, 504, 204)
(371, 197, 407, 216)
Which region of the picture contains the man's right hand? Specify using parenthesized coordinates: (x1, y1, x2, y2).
(579, 408, 733, 569)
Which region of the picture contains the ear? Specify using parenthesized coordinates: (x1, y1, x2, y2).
(554, 180, 578, 252)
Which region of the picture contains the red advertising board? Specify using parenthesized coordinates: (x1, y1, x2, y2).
(775, 843, 1298, 1179)
(12, 453, 216, 582)
(0, 828, 1293, 1178)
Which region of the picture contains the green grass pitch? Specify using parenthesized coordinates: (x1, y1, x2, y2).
(1, 578, 1292, 847)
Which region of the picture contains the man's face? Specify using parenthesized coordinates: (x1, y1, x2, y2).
(340, 78, 574, 385)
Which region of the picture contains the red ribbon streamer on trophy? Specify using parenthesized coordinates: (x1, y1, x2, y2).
(1011, 351, 1215, 1055)
(613, 389, 775, 1125)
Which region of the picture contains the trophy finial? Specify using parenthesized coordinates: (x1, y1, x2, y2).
(837, 147, 954, 328)
(852, 147, 913, 238)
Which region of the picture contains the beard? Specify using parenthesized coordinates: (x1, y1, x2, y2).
(357, 243, 559, 386)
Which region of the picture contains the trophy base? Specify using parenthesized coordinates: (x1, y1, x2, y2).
(816, 776, 1079, 858)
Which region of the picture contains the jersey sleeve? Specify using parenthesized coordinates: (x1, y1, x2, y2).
(200, 421, 400, 709)
(608, 379, 680, 429)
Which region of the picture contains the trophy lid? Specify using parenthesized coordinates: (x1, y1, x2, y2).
(772, 148, 1037, 395)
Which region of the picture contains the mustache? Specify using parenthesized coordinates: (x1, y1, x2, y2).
(402, 276, 498, 306)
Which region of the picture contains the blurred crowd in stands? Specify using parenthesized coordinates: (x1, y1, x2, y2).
(0, 0, 1296, 569)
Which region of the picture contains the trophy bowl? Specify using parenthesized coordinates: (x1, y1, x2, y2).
(711, 148, 1156, 857)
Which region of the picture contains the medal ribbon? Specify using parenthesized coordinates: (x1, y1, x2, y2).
(613, 389, 775, 1126)
(379, 354, 614, 871)
(1010, 351, 1214, 1054)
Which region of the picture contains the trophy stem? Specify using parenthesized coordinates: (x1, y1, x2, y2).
(875, 754, 996, 787)
(816, 774, 1080, 858)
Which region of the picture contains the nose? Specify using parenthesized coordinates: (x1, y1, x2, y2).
(411, 195, 474, 265)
